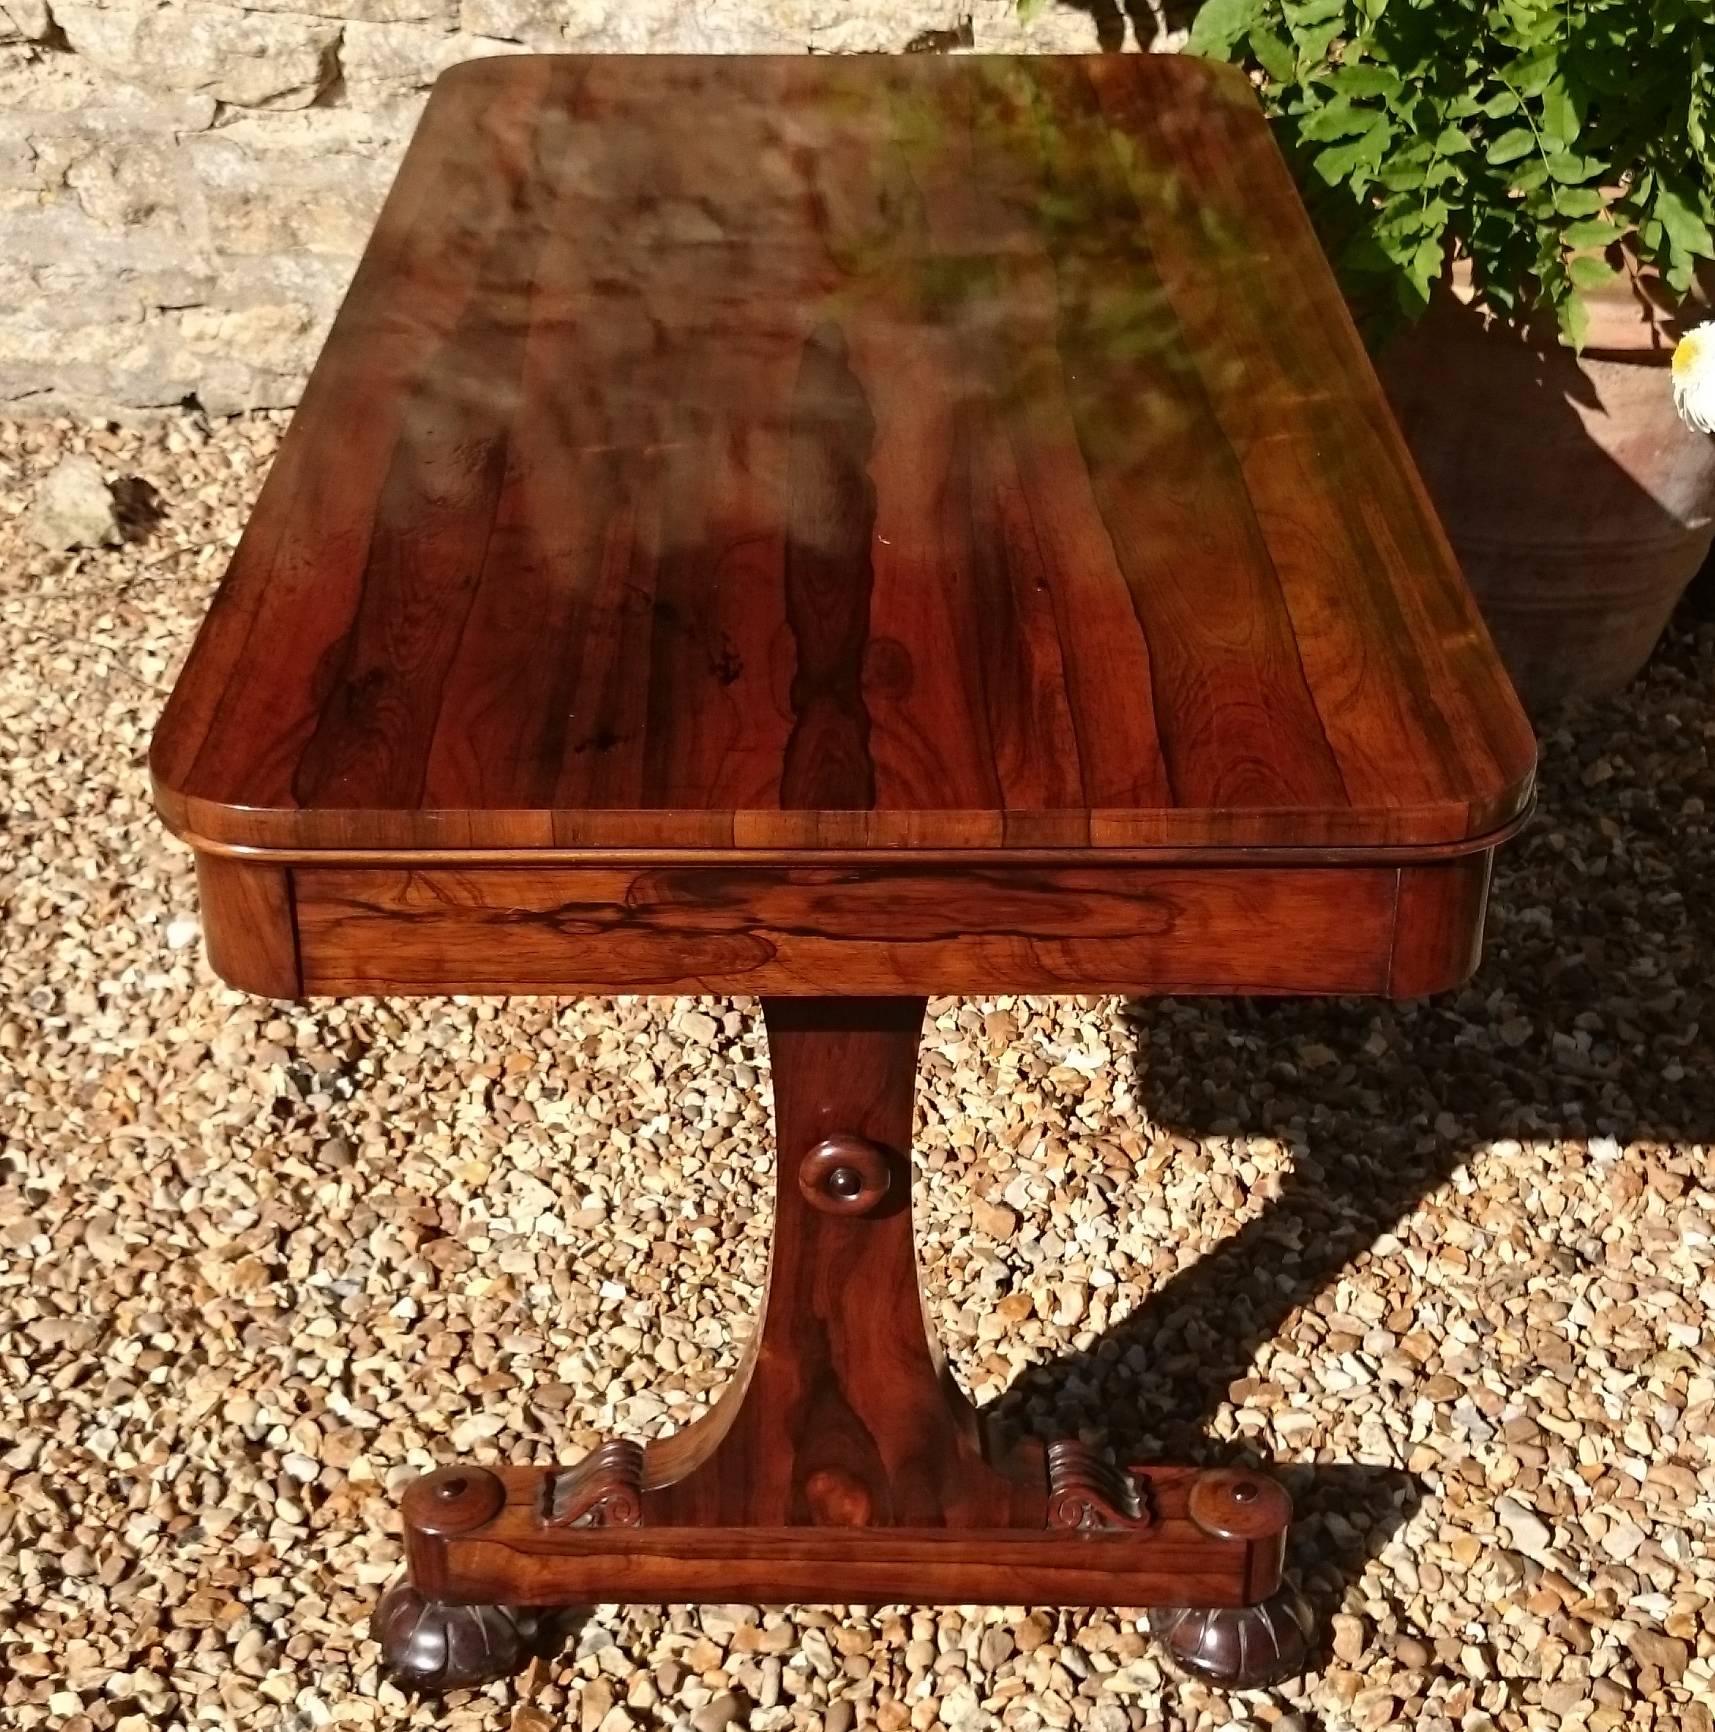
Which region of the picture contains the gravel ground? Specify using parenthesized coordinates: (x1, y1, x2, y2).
(4, 410, 1715, 1732)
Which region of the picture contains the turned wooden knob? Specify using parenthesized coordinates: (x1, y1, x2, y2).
(1186, 1468, 1292, 1542)
(402, 1466, 505, 1537)
(798, 1134, 891, 1216)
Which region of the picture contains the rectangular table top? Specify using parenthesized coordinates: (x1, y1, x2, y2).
(152, 52, 1534, 859)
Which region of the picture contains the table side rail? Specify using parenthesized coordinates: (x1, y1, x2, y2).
(193, 854, 1493, 1000)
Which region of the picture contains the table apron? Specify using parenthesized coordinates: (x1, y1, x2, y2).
(194, 853, 1492, 1000)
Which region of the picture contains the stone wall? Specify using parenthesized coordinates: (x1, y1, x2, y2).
(0, 2, 1180, 417)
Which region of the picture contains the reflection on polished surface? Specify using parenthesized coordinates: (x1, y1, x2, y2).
(151, 53, 1534, 853)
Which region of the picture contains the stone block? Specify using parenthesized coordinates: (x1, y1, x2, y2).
(185, 132, 394, 256)
(447, 0, 1102, 53)
(2, 88, 216, 201)
(341, 20, 528, 96)
(209, 106, 399, 156)
(0, 138, 33, 191)
(0, 247, 352, 411)
(175, 299, 329, 412)
(233, 0, 455, 21)
(69, 139, 197, 230)
(3, 199, 194, 273)
(0, 0, 52, 42)
(455, 0, 616, 49)
(55, 2, 341, 109)
(0, 0, 1128, 414)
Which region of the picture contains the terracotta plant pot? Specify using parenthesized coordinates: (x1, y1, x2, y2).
(1377, 260, 1715, 712)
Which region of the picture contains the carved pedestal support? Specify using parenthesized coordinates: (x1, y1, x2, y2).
(377, 999, 1306, 1692)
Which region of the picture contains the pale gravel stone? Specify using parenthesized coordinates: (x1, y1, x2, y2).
(1494, 1495, 1553, 1556)
(25, 453, 121, 548)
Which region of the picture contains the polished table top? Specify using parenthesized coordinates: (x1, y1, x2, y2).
(151, 52, 1534, 861)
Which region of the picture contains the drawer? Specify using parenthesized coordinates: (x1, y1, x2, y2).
(193, 854, 1491, 1000)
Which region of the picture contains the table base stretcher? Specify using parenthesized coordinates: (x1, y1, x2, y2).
(375, 999, 1311, 1691)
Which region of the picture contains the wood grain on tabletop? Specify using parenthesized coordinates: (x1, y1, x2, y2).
(150, 52, 1535, 858)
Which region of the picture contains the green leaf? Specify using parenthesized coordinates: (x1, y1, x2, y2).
(1544, 151, 1601, 184)
(1410, 234, 1444, 288)
(1373, 196, 1450, 239)
(1392, 157, 1462, 192)
(1510, 47, 1560, 97)
(1298, 98, 1377, 141)
(1249, 26, 1299, 83)
(1395, 271, 1433, 318)
(1186, 0, 1264, 58)
(1567, 253, 1616, 291)
(1291, 19, 1343, 63)
(1217, 0, 1708, 338)
(1539, 77, 1582, 147)
(1328, 64, 1401, 98)
(1314, 119, 1388, 183)
(1284, 0, 1344, 23)
(1561, 217, 1617, 248)
(1486, 127, 1536, 165)
(1558, 291, 1590, 351)
(1339, 231, 1399, 274)
(1656, 182, 1714, 260)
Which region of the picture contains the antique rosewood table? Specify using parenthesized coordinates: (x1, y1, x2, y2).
(152, 53, 1535, 1693)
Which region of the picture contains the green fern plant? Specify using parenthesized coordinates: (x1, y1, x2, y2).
(1185, 0, 1715, 344)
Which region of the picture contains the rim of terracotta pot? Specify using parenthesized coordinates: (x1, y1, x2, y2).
(1442, 246, 1714, 365)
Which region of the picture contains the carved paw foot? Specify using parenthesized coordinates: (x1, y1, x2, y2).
(374, 1584, 546, 1691)
(1151, 1584, 1315, 1689)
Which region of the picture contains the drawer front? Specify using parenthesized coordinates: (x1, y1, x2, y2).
(269, 862, 1422, 997)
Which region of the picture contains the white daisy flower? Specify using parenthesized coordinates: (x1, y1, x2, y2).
(1672, 320, 1715, 435)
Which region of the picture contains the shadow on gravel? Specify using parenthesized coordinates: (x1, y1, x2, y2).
(990, 615, 1715, 1677)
